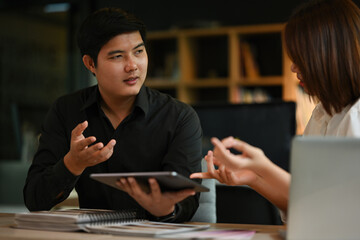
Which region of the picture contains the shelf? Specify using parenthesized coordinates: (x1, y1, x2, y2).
(230, 23, 284, 34)
(146, 23, 296, 104)
(185, 78, 229, 88)
(183, 87, 229, 104)
(239, 76, 283, 86)
(145, 30, 179, 39)
(144, 23, 306, 132)
(145, 79, 178, 88)
(147, 23, 285, 38)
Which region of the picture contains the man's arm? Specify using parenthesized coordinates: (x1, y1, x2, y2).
(23, 101, 78, 211)
(23, 101, 116, 211)
(63, 121, 116, 176)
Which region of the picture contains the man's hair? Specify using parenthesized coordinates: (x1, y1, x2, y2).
(77, 7, 146, 66)
(284, 0, 360, 115)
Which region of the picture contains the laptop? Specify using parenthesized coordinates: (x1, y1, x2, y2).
(287, 136, 360, 240)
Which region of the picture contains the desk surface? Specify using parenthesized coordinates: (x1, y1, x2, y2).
(0, 213, 285, 240)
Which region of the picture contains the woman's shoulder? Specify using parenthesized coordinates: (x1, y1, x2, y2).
(348, 98, 360, 113)
(333, 98, 360, 137)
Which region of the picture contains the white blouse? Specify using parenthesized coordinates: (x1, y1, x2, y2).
(280, 98, 360, 222)
(303, 98, 360, 137)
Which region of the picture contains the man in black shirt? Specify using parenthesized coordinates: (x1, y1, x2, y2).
(23, 8, 202, 223)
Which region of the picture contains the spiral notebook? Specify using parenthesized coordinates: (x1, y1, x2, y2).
(15, 208, 144, 232)
(14, 208, 209, 236)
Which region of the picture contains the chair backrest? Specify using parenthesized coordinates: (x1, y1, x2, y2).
(193, 101, 296, 171)
(190, 159, 216, 223)
(192, 101, 296, 224)
(0, 161, 30, 205)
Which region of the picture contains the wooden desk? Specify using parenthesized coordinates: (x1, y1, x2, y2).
(0, 213, 285, 240)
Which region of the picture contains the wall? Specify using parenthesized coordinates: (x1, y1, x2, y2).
(95, 0, 360, 30)
(0, 7, 68, 159)
(96, 0, 307, 31)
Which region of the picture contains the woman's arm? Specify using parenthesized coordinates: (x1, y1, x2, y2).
(191, 136, 290, 213)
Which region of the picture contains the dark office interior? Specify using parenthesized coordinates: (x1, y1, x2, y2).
(0, 0, 359, 223)
(0, 0, 314, 160)
(1, 0, 360, 160)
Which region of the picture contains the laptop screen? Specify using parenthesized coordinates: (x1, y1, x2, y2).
(287, 136, 360, 240)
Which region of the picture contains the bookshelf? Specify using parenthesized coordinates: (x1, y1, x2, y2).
(145, 23, 298, 105)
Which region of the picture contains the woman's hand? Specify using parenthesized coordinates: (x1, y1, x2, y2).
(211, 136, 268, 172)
(190, 136, 272, 187)
(192, 136, 290, 213)
(190, 150, 258, 186)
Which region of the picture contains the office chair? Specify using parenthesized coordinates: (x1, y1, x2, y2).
(190, 159, 216, 223)
(193, 101, 296, 225)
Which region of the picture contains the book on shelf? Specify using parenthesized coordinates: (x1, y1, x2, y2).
(147, 52, 179, 80)
(14, 208, 210, 237)
(240, 41, 260, 80)
(237, 87, 271, 103)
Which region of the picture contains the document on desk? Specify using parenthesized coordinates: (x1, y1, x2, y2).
(85, 221, 210, 237)
(159, 229, 255, 239)
(14, 208, 210, 237)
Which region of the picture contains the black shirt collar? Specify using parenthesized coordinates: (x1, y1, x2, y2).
(80, 85, 149, 117)
(80, 85, 99, 111)
(134, 86, 149, 116)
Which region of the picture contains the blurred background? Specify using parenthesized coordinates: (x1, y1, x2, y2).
(1, 0, 359, 161)
(2, 0, 360, 218)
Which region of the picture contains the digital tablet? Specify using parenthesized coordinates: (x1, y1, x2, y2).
(90, 171, 210, 193)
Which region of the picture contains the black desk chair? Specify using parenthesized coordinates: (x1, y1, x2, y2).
(193, 101, 296, 225)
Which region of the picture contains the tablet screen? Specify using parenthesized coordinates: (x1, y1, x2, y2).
(90, 171, 210, 193)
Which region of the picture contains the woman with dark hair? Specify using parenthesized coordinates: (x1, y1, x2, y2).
(191, 0, 360, 214)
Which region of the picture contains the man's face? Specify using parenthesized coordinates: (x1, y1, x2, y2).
(94, 31, 148, 100)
